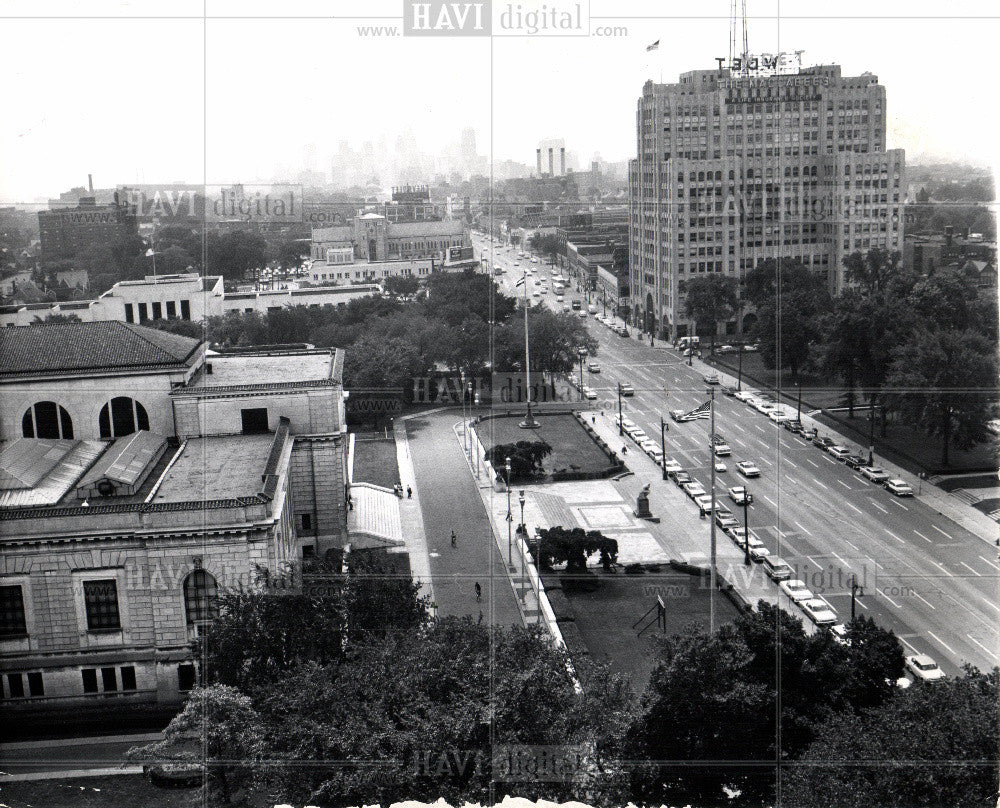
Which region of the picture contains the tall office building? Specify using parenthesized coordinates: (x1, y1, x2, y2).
(536, 138, 567, 177)
(628, 59, 905, 339)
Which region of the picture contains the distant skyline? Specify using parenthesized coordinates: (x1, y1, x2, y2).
(2, 0, 998, 202)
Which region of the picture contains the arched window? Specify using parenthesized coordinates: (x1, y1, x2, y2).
(22, 402, 73, 439)
(98, 397, 150, 439)
(183, 570, 218, 625)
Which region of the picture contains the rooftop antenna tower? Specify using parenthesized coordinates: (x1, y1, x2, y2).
(729, 0, 749, 69)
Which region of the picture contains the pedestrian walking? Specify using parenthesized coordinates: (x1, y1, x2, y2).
(407, 485, 412, 498)
(622, 445, 628, 455)
(475, 582, 482, 602)
(451, 530, 457, 548)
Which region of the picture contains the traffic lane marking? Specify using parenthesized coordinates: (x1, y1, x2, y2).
(927, 630, 954, 654)
(968, 635, 998, 660)
(931, 525, 953, 539)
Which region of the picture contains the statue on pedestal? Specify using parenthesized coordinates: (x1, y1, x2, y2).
(635, 484, 652, 518)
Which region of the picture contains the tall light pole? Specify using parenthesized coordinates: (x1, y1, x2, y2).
(742, 489, 751, 567)
(617, 383, 624, 436)
(660, 417, 668, 480)
(520, 269, 539, 429)
(797, 380, 803, 423)
(708, 385, 717, 633)
(867, 397, 876, 466)
(850, 573, 864, 622)
(577, 347, 588, 401)
(506, 458, 513, 570)
(460, 369, 468, 453)
(518, 489, 526, 536)
(737, 342, 744, 391)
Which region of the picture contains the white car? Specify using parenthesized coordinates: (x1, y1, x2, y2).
(663, 459, 683, 475)
(582, 386, 598, 400)
(734, 390, 756, 403)
(683, 482, 707, 500)
(730, 528, 770, 561)
(736, 461, 761, 478)
(648, 447, 664, 463)
(703, 373, 720, 385)
(860, 466, 890, 483)
(713, 442, 732, 457)
(616, 416, 636, 431)
(829, 623, 850, 645)
(906, 654, 946, 682)
(728, 486, 753, 505)
(588, 362, 601, 373)
(714, 460, 727, 473)
(826, 445, 851, 460)
(714, 507, 739, 530)
(628, 429, 648, 442)
(779, 579, 815, 604)
(885, 478, 914, 496)
(768, 408, 792, 424)
(693, 493, 715, 513)
(801, 598, 838, 627)
(640, 439, 659, 454)
(752, 399, 778, 414)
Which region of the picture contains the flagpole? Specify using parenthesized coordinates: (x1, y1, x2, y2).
(519, 268, 538, 429)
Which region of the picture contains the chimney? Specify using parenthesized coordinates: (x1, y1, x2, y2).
(88, 174, 93, 193)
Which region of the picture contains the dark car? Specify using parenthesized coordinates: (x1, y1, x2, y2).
(814, 436, 836, 450)
(673, 471, 692, 487)
(844, 454, 869, 469)
(783, 419, 803, 434)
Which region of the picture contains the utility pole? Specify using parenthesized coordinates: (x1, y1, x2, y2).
(520, 269, 539, 429)
(708, 385, 717, 633)
(797, 381, 803, 422)
(851, 573, 864, 622)
(617, 383, 624, 436)
(506, 458, 513, 570)
(868, 397, 876, 466)
(660, 417, 668, 480)
(737, 342, 743, 392)
(460, 369, 468, 453)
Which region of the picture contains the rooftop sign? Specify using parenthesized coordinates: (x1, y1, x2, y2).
(715, 50, 804, 78)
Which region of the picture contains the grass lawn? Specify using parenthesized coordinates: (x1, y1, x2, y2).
(476, 413, 614, 477)
(351, 435, 401, 489)
(556, 568, 739, 690)
(708, 351, 999, 475)
(0, 776, 195, 808)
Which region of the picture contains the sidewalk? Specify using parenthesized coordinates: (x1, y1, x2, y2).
(693, 352, 999, 544)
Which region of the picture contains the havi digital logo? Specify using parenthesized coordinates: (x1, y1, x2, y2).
(404, 1, 491, 36)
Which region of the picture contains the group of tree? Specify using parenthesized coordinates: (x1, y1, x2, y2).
(533, 525, 618, 589)
(148, 268, 597, 392)
(486, 439, 553, 482)
(688, 248, 998, 466)
(131, 563, 998, 808)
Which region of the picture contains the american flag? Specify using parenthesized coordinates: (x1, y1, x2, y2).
(515, 275, 525, 288)
(685, 400, 712, 420)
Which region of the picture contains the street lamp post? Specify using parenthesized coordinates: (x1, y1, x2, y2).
(868, 397, 876, 466)
(660, 417, 668, 480)
(519, 270, 539, 429)
(742, 491, 751, 567)
(850, 573, 864, 621)
(460, 369, 468, 453)
(617, 383, 624, 436)
(708, 385, 717, 633)
(518, 489, 526, 536)
(797, 381, 803, 422)
(506, 458, 513, 569)
(737, 342, 744, 391)
(577, 347, 588, 401)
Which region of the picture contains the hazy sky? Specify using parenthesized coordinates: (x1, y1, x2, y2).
(2, 0, 998, 201)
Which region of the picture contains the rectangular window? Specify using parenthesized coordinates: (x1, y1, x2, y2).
(138, 303, 148, 322)
(120, 666, 137, 690)
(101, 667, 117, 691)
(180, 299, 191, 320)
(166, 300, 176, 318)
(82, 668, 99, 693)
(177, 664, 196, 692)
(300, 513, 312, 531)
(6, 673, 24, 698)
(240, 407, 269, 435)
(0, 585, 27, 637)
(83, 579, 121, 631)
(124, 303, 134, 323)
(27, 671, 43, 696)
(152, 302, 162, 320)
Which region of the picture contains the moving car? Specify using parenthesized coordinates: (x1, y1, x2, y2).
(826, 445, 852, 460)
(762, 555, 794, 581)
(885, 478, 914, 496)
(714, 460, 728, 473)
(801, 598, 839, 627)
(619, 383, 635, 396)
(588, 362, 601, 373)
(860, 466, 890, 483)
(779, 579, 814, 604)
(905, 654, 946, 682)
(715, 344, 737, 354)
(582, 387, 598, 400)
(713, 442, 732, 457)
(728, 486, 753, 505)
(682, 348, 702, 358)
(736, 461, 761, 478)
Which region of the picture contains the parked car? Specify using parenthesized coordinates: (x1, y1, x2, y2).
(588, 362, 601, 373)
(734, 390, 756, 403)
(730, 528, 770, 561)
(683, 482, 707, 500)
(844, 454, 869, 469)
(827, 445, 852, 460)
(752, 400, 778, 415)
(673, 471, 693, 487)
(703, 373, 720, 385)
(736, 461, 761, 478)
(582, 386, 598, 400)
(762, 555, 794, 581)
(648, 447, 664, 463)
(860, 466, 890, 483)
(628, 428, 648, 442)
(768, 407, 792, 424)
(801, 598, 839, 627)
(615, 415, 636, 431)
(714, 508, 739, 530)
(663, 460, 683, 475)
(779, 579, 815, 604)
(783, 419, 804, 434)
(885, 478, 914, 497)
(694, 494, 715, 513)
(640, 439, 659, 454)
(905, 654, 946, 682)
(682, 349, 702, 358)
(828, 623, 851, 645)
(813, 435, 836, 449)
(728, 486, 753, 505)
(619, 383, 635, 396)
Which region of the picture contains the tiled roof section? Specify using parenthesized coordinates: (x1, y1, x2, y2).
(0, 321, 202, 378)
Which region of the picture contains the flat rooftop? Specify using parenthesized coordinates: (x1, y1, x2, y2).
(149, 433, 275, 503)
(186, 351, 337, 388)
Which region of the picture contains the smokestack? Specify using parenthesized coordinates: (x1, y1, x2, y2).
(88, 174, 93, 192)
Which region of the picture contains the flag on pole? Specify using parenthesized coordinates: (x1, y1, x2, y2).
(145, 248, 155, 257)
(685, 400, 712, 420)
(515, 276, 525, 288)
(646, 40, 660, 52)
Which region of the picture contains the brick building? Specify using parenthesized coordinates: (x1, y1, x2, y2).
(37, 197, 138, 262)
